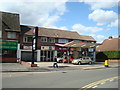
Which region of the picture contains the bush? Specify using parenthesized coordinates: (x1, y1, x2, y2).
(96, 51, 120, 61)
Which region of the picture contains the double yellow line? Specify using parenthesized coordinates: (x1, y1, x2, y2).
(79, 76, 119, 90)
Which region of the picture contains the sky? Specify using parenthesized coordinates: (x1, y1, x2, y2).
(0, 0, 119, 43)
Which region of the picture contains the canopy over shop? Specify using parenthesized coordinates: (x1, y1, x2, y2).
(55, 41, 100, 60)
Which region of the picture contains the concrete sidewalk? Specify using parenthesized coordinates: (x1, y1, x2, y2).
(1, 62, 119, 72)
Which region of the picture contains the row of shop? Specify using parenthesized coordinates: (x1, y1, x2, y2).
(1, 11, 98, 63)
(1, 40, 96, 62)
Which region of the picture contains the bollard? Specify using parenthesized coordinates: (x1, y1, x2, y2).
(104, 60, 109, 67)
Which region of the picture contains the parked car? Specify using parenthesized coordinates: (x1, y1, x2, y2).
(62, 57, 74, 63)
(72, 57, 92, 65)
(57, 57, 63, 63)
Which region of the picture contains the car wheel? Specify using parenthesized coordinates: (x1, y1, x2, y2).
(89, 61, 92, 65)
(78, 61, 82, 65)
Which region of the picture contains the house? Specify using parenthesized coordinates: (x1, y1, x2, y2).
(96, 36, 120, 51)
(96, 36, 120, 62)
(0, 11, 20, 62)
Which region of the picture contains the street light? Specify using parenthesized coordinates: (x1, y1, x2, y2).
(32, 27, 38, 64)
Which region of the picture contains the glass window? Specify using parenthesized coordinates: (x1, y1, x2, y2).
(41, 37, 47, 42)
(48, 38, 55, 43)
(0, 31, 2, 38)
(7, 32, 16, 39)
(23, 36, 32, 43)
(58, 39, 68, 43)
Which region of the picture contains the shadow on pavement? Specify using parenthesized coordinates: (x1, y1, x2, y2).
(48, 66, 70, 68)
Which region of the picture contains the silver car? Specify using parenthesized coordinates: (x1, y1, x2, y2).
(72, 57, 92, 65)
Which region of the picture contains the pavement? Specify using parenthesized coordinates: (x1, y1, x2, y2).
(1, 62, 120, 72)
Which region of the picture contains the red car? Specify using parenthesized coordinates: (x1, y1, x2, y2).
(62, 57, 74, 63)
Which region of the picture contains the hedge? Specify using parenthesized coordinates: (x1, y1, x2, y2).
(96, 51, 120, 61)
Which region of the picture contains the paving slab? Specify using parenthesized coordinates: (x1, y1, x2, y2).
(1, 62, 119, 72)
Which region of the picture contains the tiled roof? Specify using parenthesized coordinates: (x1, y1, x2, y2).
(1, 11, 20, 32)
(79, 35, 96, 41)
(96, 38, 120, 51)
(21, 25, 96, 41)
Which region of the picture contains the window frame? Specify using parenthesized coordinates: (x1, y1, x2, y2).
(7, 32, 16, 39)
(58, 39, 68, 44)
(48, 38, 55, 43)
(40, 37, 47, 42)
(23, 36, 33, 43)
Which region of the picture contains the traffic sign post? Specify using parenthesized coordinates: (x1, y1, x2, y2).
(32, 27, 38, 64)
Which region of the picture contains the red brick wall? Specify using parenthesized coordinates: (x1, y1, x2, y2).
(108, 59, 120, 63)
(1, 58, 18, 63)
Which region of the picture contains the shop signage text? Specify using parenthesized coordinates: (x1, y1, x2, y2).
(41, 46, 55, 50)
(0, 40, 18, 49)
(55, 46, 68, 51)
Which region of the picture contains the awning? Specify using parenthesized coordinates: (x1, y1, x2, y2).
(55, 41, 101, 48)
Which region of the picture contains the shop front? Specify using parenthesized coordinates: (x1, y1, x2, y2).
(0, 40, 18, 62)
(40, 46, 68, 62)
(40, 46, 55, 62)
(55, 41, 99, 61)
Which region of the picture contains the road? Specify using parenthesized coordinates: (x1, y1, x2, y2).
(2, 68, 119, 89)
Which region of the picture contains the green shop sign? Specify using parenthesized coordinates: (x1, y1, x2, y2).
(0, 40, 18, 49)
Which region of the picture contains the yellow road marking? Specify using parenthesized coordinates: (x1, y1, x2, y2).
(79, 76, 119, 90)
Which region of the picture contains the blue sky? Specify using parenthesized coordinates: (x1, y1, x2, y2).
(0, 0, 119, 42)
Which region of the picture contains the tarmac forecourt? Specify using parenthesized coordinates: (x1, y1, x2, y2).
(79, 76, 120, 89)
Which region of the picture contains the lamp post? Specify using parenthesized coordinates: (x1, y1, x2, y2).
(32, 27, 38, 64)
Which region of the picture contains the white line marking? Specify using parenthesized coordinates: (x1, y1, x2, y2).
(9, 74, 12, 77)
(100, 82, 105, 85)
(92, 85, 98, 88)
(110, 79, 114, 82)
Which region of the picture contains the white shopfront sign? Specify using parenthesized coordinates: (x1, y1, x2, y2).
(23, 46, 32, 49)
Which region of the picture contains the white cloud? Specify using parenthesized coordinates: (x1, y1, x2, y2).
(90, 34, 106, 43)
(72, 24, 103, 34)
(108, 19, 118, 27)
(89, 9, 118, 26)
(45, 26, 68, 30)
(84, 1, 117, 10)
(0, 1, 67, 27)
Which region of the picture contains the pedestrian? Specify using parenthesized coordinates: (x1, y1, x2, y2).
(53, 56, 58, 68)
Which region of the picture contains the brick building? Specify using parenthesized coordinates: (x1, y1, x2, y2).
(0, 11, 20, 62)
(1, 11, 99, 63)
(19, 25, 98, 62)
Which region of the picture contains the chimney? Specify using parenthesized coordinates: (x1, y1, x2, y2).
(109, 36, 113, 40)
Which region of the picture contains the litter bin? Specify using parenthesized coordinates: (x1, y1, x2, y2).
(104, 60, 109, 67)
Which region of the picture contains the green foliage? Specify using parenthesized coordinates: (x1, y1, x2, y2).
(96, 51, 120, 60)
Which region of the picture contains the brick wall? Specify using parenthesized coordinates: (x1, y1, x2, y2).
(1, 58, 18, 63)
(108, 59, 120, 63)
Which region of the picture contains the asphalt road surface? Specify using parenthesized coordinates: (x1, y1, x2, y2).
(2, 68, 119, 89)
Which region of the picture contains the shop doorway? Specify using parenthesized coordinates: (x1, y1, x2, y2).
(40, 50, 54, 62)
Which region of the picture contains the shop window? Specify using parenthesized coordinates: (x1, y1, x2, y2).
(7, 32, 16, 39)
(41, 37, 47, 42)
(2, 49, 17, 58)
(23, 36, 32, 43)
(58, 39, 68, 43)
(48, 38, 55, 43)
